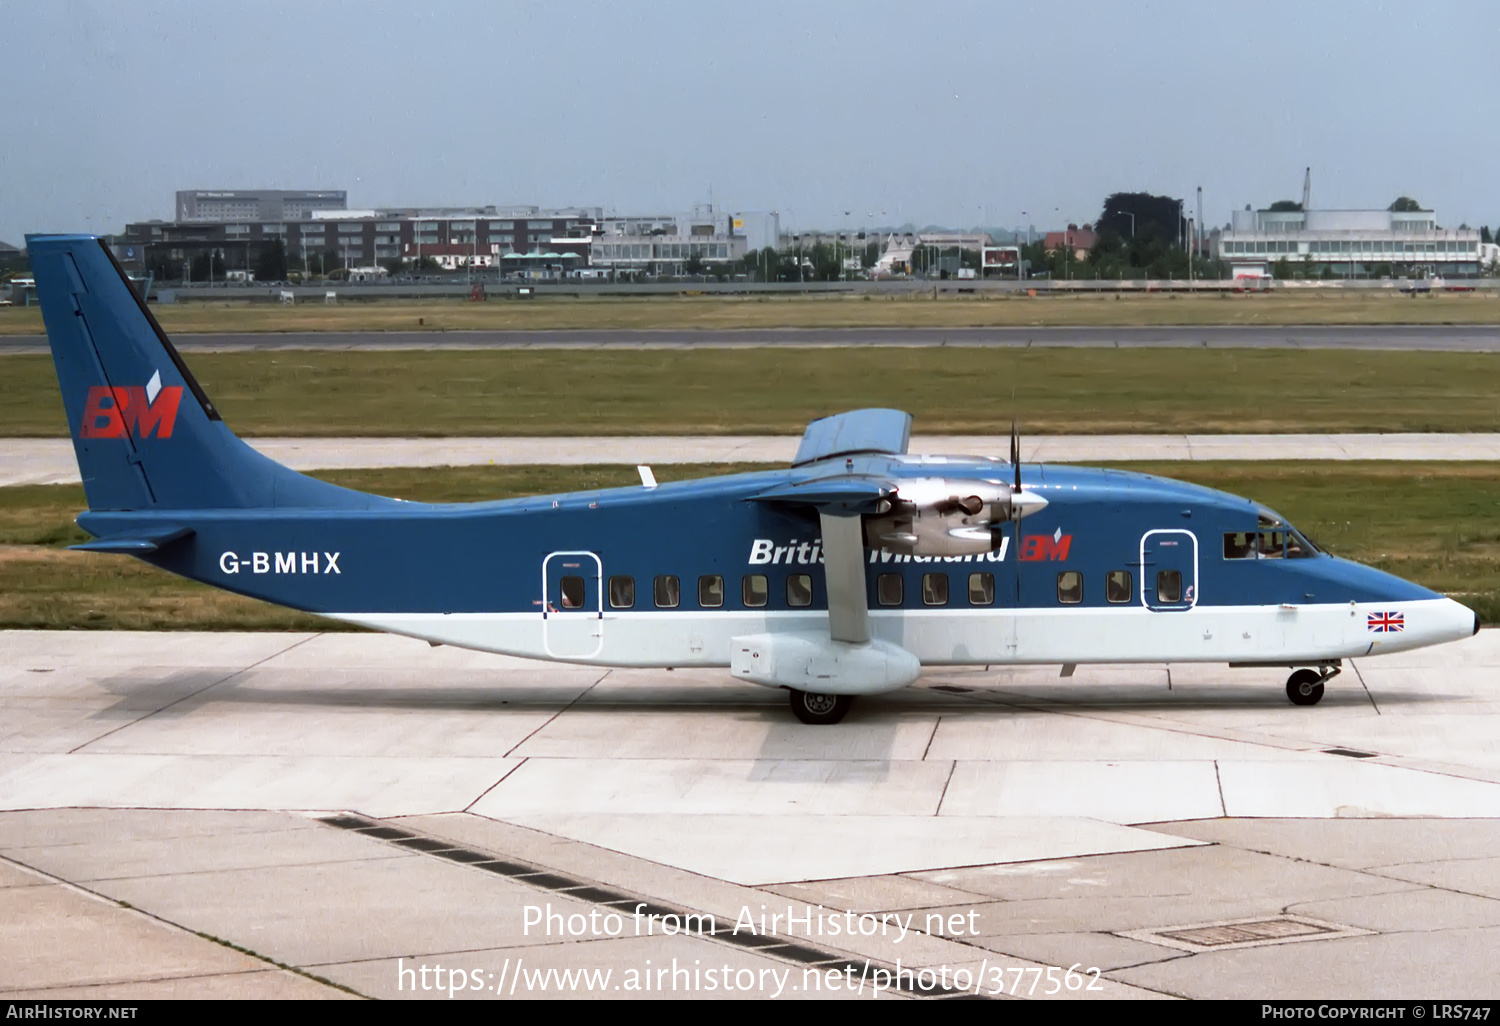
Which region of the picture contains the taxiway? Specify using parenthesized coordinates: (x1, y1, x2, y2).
(5, 433, 1500, 488)
(4, 323, 1500, 354)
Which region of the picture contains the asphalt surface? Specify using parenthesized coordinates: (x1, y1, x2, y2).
(5, 323, 1500, 353)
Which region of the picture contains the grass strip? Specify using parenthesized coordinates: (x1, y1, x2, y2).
(8, 348, 1500, 436)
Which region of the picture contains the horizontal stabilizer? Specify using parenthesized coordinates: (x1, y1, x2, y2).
(70, 525, 193, 553)
(792, 408, 911, 467)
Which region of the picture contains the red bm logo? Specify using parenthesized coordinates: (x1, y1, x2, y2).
(1019, 533, 1072, 562)
(79, 385, 183, 439)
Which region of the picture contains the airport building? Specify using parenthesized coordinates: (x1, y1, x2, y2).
(588, 204, 748, 278)
(119, 205, 604, 280)
(175, 189, 348, 222)
(1216, 206, 1484, 278)
(120, 194, 753, 280)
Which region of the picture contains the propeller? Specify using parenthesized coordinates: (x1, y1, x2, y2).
(1010, 416, 1021, 498)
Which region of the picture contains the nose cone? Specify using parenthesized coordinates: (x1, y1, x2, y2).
(1424, 597, 1482, 648)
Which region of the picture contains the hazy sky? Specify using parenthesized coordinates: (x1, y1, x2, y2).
(2, 1, 1496, 244)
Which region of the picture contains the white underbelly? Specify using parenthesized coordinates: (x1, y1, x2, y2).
(330, 598, 1473, 668)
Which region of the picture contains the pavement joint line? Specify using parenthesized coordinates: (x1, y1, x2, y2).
(500, 670, 610, 759)
(934, 761, 958, 817)
(0, 850, 366, 998)
(313, 811, 984, 998)
(1349, 659, 1381, 714)
(1214, 761, 1227, 817)
(64, 633, 323, 755)
(464, 759, 526, 815)
(920, 716, 942, 762)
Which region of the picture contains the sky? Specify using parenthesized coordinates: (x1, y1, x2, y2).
(1, 0, 1496, 245)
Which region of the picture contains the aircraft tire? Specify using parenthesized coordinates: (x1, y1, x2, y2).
(789, 690, 852, 725)
(1286, 669, 1325, 706)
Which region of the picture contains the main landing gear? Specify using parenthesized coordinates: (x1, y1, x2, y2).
(789, 689, 853, 725)
(1286, 666, 1341, 707)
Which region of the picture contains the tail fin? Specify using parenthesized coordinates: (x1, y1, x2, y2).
(28, 234, 390, 512)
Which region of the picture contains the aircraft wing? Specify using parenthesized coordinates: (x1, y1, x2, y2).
(792, 408, 911, 467)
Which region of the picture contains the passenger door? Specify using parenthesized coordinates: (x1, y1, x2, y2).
(542, 551, 603, 658)
(1140, 530, 1198, 611)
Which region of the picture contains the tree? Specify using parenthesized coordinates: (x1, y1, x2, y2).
(1482, 226, 1494, 245)
(683, 251, 706, 276)
(1389, 196, 1423, 212)
(254, 238, 288, 282)
(1268, 200, 1303, 212)
(1097, 193, 1185, 246)
(1271, 257, 1294, 280)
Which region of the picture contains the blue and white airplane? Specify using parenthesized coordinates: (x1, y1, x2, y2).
(28, 234, 1480, 723)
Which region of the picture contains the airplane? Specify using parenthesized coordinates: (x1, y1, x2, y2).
(26, 234, 1481, 724)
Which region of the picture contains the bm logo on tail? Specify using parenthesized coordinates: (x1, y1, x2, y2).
(80, 370, 182, 439)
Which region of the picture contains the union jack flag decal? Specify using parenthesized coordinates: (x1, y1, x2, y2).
(1367, 611, 1405, 633)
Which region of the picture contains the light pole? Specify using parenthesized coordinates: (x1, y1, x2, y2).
(1020, 211, 1028, 280)
(1055, 207, 1067, 280)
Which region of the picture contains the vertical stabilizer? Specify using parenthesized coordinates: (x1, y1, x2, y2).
(28, 234, 391, 512)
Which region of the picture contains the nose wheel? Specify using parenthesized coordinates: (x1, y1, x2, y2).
(789, 689, 853, 725)
(1286, 667, 1336, 706)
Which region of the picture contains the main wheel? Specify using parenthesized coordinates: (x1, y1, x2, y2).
(789, 690, 852, 725)
(1286, 669, 1325, 706)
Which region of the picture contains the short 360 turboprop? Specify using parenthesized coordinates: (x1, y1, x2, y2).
(29, 235, 1480, 724)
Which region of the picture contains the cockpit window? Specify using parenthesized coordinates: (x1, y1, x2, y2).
(1223, 532, 1256, 560)
(1225, 511, 1319, 560)
(1258, 530, 1286, 559)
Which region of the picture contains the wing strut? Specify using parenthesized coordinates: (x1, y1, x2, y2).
(819, 511, 870, 644)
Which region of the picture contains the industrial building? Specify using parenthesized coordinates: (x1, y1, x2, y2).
(1217, 206, 1484, 279)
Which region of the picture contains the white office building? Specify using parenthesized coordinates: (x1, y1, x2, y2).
(589, 204, 747, 277)
(1217, 207, 1483, 279)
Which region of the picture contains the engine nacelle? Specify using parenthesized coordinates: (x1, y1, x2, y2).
(861, 477, 1047, 556)
(730, 632, 921, 695)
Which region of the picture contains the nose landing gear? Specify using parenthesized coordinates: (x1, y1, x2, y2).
(789, 689, 853, 725)
(1286, 665, 1341, 706)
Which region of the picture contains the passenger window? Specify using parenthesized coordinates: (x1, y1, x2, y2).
(1105, 570, 1132, 604)
(608, 575, 634, 609)
(1156, 570, 1182, 603)
(786, 574, 813, 607)
(653, 575, 679, 608)
(1223, 532, 1255, 560)
(1057, 571, 1083, 604)
(559, 575, 585, 609)
(968, 572, 994, 605)
(922, 573, 948, 606)
(742, 574, 768, 607)
(1258, 531, 1285, 559)
(877, 573, 903, 606)
(698, 575, 724, 608)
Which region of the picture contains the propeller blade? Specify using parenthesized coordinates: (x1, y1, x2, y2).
(1010, 417, 1021, 494)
